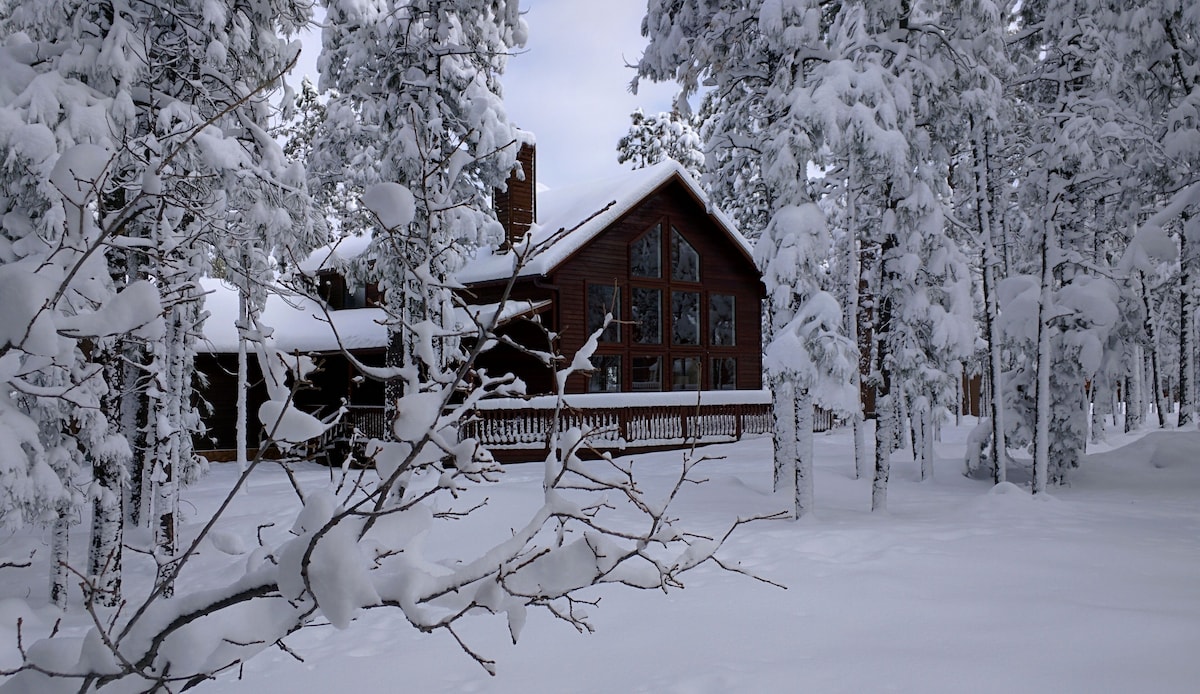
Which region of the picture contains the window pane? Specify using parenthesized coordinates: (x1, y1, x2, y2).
(587, 285, 620, 343)
(588, 355, 622, 393)
(711, 357, 736, 390)
(670, 227, 699, 282)
(344, 284, 367, 309)
(632, 356, 662, 392)
(709, 294, 736, 346)
(672, 357, 701, 391)
(631, 224, 661, 278)
(671, 291, 700, 345)
(632, 287, 661, 344)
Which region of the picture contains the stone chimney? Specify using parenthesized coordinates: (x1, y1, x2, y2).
(495, 142, 536, 248)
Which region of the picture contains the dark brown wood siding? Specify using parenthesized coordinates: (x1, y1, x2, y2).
(548, 179, 763, 395)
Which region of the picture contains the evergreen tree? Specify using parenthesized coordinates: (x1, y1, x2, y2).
(617, 108, 705, 180)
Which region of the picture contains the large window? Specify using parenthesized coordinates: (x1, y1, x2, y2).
(587, 284, 620, 342)
(588, 355, 622, 392)
(671, 291, 700, 345)
(589, 218, 750, 394)
(671, 227, 699, 282)
(632, 356, 662, 391)
(631, 224, 661, 278)
(631, 287, 661, 344)
(710, 294, 736, 346)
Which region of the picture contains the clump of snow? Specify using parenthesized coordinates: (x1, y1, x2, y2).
(0, 264, 60, 356)
(258, 400, 329, 446)
(49, 144, 110, 206)
(208, 529, 248, 556)
(363, 182, 416, 230)
(57, 280, 164, 341)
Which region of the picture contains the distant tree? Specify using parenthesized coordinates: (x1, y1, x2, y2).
(617, 108, 705, 180)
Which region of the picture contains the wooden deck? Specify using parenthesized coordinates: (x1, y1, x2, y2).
(203, 392, 840, 465)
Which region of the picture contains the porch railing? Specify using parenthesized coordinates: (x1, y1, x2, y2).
(324, 390, 837, 458)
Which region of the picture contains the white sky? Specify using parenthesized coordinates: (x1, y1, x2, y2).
(291, 1, 680, 191)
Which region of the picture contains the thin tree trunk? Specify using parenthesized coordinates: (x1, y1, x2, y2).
(1179, 229, 1193, 426)
(844, 159, 870, 480)
(1033, 220, 1055, 495)
(50, 504, 71, 609)
(236, 285, 249, 465)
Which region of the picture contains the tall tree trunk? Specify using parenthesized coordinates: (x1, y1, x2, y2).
(1033, 220, 1055, 495)
(1179, 229, 1193, 426)
(871, 281, 894, 511)
(845, 161, 870, 480)
(973, 125, 1007, 484)
(153, 307, 186, 598)
(1141, 272, 1169, 428)
(90, 353, 126, 607)
(236, 282, 251, 464)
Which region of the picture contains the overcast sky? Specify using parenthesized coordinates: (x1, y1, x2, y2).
(292, 1, 679, 191)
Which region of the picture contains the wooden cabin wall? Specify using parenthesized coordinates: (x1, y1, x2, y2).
(550, 181, 764, 394)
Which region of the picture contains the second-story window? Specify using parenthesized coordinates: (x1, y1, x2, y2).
(670, 227, 699, 282)
(630, 224, 661, 278)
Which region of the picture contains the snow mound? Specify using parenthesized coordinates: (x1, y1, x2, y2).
(1082, 431, 1200, 492)
(962, 480, 1062, 519)
(208, 529, 248, 556)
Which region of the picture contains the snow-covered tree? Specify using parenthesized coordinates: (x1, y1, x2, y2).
(0, 0, 317, 604)
(313, 0, 526, 423)
(617, 108, 705, 179)
(638, 0, 858, 518)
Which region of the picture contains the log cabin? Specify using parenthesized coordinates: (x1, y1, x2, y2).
(195, 146, 781, 462)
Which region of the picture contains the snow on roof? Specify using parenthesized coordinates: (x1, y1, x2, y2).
(199, 277, 387, 353)
(297, 233, 373, 275)
(457, 160, 753, 285)
(198, 277, 550, 354)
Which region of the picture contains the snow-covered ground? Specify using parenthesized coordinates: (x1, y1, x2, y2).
(4, 419, 1199, 693)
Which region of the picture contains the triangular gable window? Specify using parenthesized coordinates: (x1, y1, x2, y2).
(670, 227, 699, 282)
(631, 224, 662, 278)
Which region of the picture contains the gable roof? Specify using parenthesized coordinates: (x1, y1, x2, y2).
(456, 160, 755, 285)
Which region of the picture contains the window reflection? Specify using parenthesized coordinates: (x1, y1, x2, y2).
(672, 291, 700, 345)
(711, 357, 736, 390)
(588, 355, 622, 392)
(709, 294, 735, 346)
(632, 287, 661, 344)
(587, 284, 620, 342)
(672, 357, 701, 391)
(632, 356, 662, 391)
(670, 227, 699, 282)
(631, 224, 661, 278)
